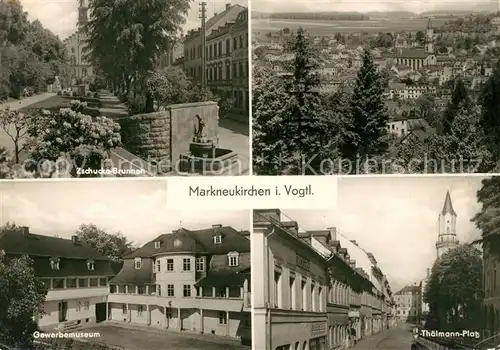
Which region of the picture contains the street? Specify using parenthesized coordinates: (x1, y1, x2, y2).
(218, 118, 250, 174)
(83, 324, 250, 350)
(352, 324, 416, 349)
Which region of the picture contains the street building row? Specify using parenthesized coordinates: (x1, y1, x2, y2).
(252, 209, 395, 350)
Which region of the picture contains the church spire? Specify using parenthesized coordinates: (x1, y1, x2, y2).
(427, 18, 432, 29)
(441, 191, 456, 216)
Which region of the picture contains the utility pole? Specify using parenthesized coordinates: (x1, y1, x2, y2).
(199, 2, 207, 90)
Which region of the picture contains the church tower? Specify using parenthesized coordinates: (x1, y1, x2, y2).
(436, 191, 459, 258)
(425, 18, 434, 53)
(78, 0, 89, 30)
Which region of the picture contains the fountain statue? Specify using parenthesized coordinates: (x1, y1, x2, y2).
(53, 76, 62, 92)
(178, 114, 239, 175)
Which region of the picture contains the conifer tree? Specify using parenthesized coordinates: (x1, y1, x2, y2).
(345, 49, 389, 166)
(442, 79, 470, 134)
(479, 61, 500, 164)
(282, 27, 325, 174)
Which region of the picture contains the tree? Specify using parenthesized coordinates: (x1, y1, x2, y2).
(415, 93, 439, 128)
(25, 101, 122, 177)
(344, 49, 389, 167)
(85, 0, 191, 113)
(443, 79, 471, 134)
(479, 62, 500, 164)
(427, 104, 492, 173)
(282, 27, 326, 174)
(0, 253, 48, 346)
(471, 177, 500, 258)
(252, 65, 293, 174)
(0, 106, 31, 163)
(75, 224, 137, 263)
(424, 244, 483, 330)
(415, 31, 425, 45)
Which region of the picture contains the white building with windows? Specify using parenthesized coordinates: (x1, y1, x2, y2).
(107, 225, 251, 342)
(63, 0, 94, 85)
(0, 226, 114, 330)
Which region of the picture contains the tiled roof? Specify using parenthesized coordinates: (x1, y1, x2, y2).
(396, 49, 430, 59)
(0, 227, 114, 278)
(206, 5, 246, 34)
(441, 191, 456, 216)
(395, 285, 421, 295)
(195, 270, 248, 287)
(0, 227, 107, 259)
(109, 259, 154, 285)
(126, 226, 250, 258)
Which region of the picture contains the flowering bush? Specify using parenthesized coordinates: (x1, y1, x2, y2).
(25, 101, 122, 177)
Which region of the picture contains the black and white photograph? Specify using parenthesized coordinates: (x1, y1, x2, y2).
(0, 179, 251, 350)
(0, 0, 249, 178)
(251, 0, 500, 175)
(252, 175, 500, 349)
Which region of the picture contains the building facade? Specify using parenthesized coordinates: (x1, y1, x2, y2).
(183, 3, 248, 119)
(107, 225, 251, 342)
(63, 0, 94, 85)
(394, 285, 421, 323)
(253, 209, 394, 350)
(0, 226, 114, 330)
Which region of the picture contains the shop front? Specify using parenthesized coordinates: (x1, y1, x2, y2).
(270, 311, 328, 350)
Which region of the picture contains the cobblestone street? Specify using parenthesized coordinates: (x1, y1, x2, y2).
(84, 323, 250, 350)
(352, 324, 415, 349)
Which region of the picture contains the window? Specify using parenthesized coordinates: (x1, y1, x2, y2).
(50, 258, 60, 270)
(218, 311, 227, 324)
(137, 305, 144, 316)
(167, 259, 174, 271)
(166, 308, 172, 319)
(67, 278, 77, 288)
(167, 284, 174, 297)
(76, 301, 82, 312)
(84, 301, 90, 310)
(78, 278, 88, 288)
(156, 260, 161, 272)
(228, 252, 239, 267)
(155, 241, 161, 249)
(214, 235, 222, 244)
(196, 257, 205, 272)
(183, 285, 191, 297)
(183, 258, 191, 271)
(157, 285, 162, 296)
(122, 304, 127, 315)
(134, 258, 142, 269)
(86, 259, 95, 271)
(99, 278, 107, 287)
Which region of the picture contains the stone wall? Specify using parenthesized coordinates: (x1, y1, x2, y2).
(118, 112, 171, 164)
(119, 102, 219, 169)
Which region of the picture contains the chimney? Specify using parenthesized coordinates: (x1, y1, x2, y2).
(71, 235, 79, 244)
(350, 240, 357, 246)
(226, 3, 231, 10)
(20, 226, 30, 235)
(327, 227, 336, 241)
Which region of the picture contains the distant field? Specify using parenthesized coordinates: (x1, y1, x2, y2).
(252, 17, 451, 37)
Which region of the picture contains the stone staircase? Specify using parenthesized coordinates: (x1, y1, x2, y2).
(61, 320, 83, 332)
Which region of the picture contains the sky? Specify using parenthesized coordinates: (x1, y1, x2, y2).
(0, 180, 249, 246)
(20, 0, 248, 39)
(252, 0, 499, 14)
(284, 175, 488, 293)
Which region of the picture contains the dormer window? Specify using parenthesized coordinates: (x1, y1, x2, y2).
(86, 259, 95, 271)
(155, 241, 161, 249)
(214, 235, 222, 244)
(50, 258, 60, 270)
(134, 257, 142, 269)
(228, 252, 239, 267)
